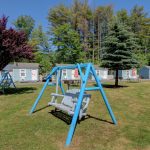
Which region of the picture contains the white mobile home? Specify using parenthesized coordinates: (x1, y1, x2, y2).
(91, 65, 108, 80)
(56, 64, 108, 81)
(118, 68, 137, 80)
(56, 64, 80, 80)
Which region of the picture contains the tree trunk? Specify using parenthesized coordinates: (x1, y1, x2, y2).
(115, 69, 119, 87)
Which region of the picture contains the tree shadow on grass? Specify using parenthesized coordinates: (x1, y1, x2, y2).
(49, 110, 72, 125)
(84, 114, 114, 125)
(0, 87, 36, 95)
(49, 110, 114, 125)
(102, 84, 128, 88)
(93, 83, 128, 88)
(33, 105, 50, 113)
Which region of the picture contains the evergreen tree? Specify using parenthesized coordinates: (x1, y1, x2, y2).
(117, 9, 129, 25)
(102, 20, 138, 86)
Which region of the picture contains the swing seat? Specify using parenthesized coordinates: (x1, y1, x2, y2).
(48, 89, 91, 120)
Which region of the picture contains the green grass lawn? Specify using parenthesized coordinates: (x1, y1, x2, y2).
(0, 81, 150, 150)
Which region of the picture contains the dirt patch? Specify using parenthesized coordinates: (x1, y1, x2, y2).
(57, 136, 82, 150)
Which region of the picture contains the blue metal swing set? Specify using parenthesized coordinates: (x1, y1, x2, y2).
(30, 63, 117, 146)
(0, 71, 16, 93)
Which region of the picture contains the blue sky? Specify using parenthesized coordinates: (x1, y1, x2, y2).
(0, 0, 149, 31)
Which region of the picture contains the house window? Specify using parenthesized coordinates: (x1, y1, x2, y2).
(62, 70, 67, 78)
(20, 69, 26, 77)
(108, 70, 114, 75)
(97, 70, 100, 76)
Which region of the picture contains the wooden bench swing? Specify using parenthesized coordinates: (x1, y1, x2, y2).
(29, 63, 117, 147)
(49, 89, 91, 120)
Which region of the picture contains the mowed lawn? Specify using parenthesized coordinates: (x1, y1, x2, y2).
(0, 81, 150, 150)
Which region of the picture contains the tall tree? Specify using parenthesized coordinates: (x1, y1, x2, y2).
(130, 5, 147, 34)
(13, 15, 35, 38)
(102, 20, 138, 86)
(30, 24, 50, 52)
(0, 16, 33, 71)
(47, 1, 150, 66)
(52, 23, 85, 63)
(47, 0, 93, 62)
(128, 5, 150, 67)
(35, 52, 54, 75)
(47, 4, 70, 28)
(29, 25, 52, 74)
(72, 0, 92, 51)
(117, 9, 129, 25)
(130, 5, 150, 51)
(94, 5, 113, 62)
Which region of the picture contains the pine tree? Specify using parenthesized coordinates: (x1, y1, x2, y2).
(117, 9, 129, 25)
(102, 20, 138, 86)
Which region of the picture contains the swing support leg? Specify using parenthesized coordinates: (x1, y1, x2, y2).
(65, 63, 91, 146)
(30, 78, 50, 114)
(59, 70, 65, 95)
(29, 67, 58, 114)
(91, 65, 117, 125)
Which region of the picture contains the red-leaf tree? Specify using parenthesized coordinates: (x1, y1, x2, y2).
(0, 16, 33, 71)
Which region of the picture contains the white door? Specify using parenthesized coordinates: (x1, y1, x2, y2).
(31, 69, 38, 81)
(72, 70, 75, 79)
(103, 71, 108, 79)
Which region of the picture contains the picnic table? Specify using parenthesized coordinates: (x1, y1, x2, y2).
(63, 79, 81, 90)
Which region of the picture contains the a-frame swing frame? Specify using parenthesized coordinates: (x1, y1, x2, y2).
(0, 71, 16, 93)
(30, 63, 117, 146)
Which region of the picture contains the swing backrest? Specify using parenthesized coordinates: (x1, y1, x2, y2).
(61, 89, 80, 108)
(61, 89, 91, 111)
